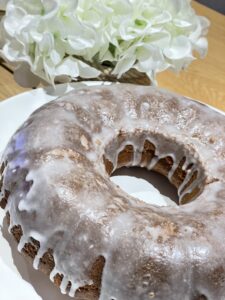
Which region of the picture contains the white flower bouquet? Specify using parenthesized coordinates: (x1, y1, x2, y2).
(0, 0, 209, 87)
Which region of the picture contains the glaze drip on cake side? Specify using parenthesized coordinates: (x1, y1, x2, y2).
(1, 84, 225, 299)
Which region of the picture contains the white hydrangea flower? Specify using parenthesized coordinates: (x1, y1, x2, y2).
(0, 0, 209, 87)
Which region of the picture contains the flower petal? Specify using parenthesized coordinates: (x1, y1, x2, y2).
(112, 55, 136, 78)
(164, 36, 192, 60)
(77, 60, 101, 78)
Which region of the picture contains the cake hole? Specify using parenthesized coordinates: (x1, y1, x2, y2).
(111, 167, 179, 207)
(104, 133, 207, 206)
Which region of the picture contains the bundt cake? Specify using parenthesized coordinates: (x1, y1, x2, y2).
(1, 84, 225, 300)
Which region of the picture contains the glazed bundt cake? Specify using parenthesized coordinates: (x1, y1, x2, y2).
(1, 84, 225, 300)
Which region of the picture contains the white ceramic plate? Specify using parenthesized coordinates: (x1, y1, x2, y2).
(0, 83, 224, 299)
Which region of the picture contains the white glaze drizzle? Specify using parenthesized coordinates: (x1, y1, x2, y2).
(178, 166, 197, 197)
